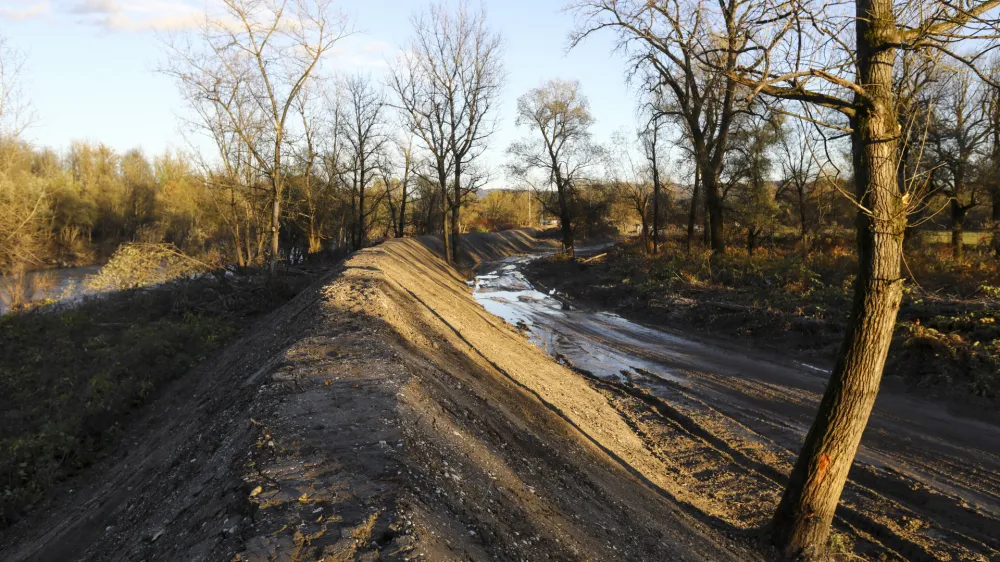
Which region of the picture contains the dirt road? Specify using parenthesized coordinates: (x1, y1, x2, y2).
(480, 254, 1000, 561)
(0, 231, 760, 561)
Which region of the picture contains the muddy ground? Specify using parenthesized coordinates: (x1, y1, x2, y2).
(0, 230, 760, 561)
(4, 229, 995, 561)
(487, 250, 1000, 561)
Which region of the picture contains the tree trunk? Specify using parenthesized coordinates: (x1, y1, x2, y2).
(640, 210, 650, 252)
(702, 177, 711, 246)
(436, 162, 452, 265)
(233, 222, 246, 269)
(269, 183, 281, 274)
(951, 199, 966, 260)
(799, 186, 809, 255)
(652, 157, 662, 254)
(703, 172, 725, 254)
(747, 228, 756, 256)
(398, 184, 408, 238)
(356, 182, 367, 250)
(452, 162, 462, 263)
(557, 180, 575, 259)
(687, 167, 700, 252)
(770, 3, 906, 556)
(441, 190, 452, 265)
(269, 143, 283, 274)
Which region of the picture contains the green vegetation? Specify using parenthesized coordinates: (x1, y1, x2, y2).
(0, 272, 308, 526)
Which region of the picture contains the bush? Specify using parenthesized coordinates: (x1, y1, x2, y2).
(85, 243, 214, 292)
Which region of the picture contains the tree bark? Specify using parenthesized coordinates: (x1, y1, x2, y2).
(269, 182, 281, 274)
(703, 203, 711, 245)
(452, 161, 462, 262)
(268, 134, 285, 274)
(704, 173, 725, 254)
(356, 180, 366, 250)
(398, 182, 408, 238)
(687, 167, 700, 252)
(770, 1, 907, 556)
(951, 199, 967, 260)
(436, 160, 452, 265)
(640, 210, 650, 251)
(557, 179, 575, 259)
(799, 185, 809, 254)
(652, 159, 661, 254)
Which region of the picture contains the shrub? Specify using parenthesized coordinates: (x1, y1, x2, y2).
(85, 243, 214, 292)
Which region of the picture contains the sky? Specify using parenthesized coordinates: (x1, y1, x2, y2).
(0, 0, 644, 184)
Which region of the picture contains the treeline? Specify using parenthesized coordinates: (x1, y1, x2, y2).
(0, 140, 210, 269)
(0, 136, 544, 273)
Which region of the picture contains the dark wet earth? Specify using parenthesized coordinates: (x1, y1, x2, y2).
(474, 255, 1000, 561)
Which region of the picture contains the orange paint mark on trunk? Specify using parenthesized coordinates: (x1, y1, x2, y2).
(816, 453, 831, 483)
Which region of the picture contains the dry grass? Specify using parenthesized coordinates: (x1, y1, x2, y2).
(0, 266, 55, 312)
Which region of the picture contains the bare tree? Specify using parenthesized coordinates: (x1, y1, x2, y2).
(164, 0, 349, 273)
(292, 83, 330, 254)
(0, 36, 34, 141)
(777, 121, 822, 251)
(507, 79, 598, 258)
(571, 0, 758, 254)
(927, 71, 990, 260)
(640, 98, 670, 253)
(607, 128, 654, 248)
(179, 51, 269, 268)
(338, 74, 390, 249)
(390, 1, 503, 264)
(381, 134, 416, 238)
(726, 112, 783, 255)
(726, 0, 1000, 556)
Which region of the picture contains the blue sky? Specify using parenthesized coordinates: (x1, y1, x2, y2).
(0, 0, 640, 179)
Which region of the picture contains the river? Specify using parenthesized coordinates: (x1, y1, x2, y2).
(0, 265, 100, 314)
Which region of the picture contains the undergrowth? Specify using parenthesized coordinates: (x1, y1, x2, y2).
(0, 270, 309, 526)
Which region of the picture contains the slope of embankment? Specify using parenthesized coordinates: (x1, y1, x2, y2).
(0, 230, 758, 561)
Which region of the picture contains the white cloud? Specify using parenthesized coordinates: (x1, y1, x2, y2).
(327, 37, 395, 72)
(0, 0, 203, 30)
(0, 1, 51, 20)
(69, 0, 116, 15)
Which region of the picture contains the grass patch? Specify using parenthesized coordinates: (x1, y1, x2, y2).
(0, 270, 310, 526)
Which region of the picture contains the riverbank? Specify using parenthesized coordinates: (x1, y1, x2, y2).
(0, 265, 102, 315)
(0, 267, 319, 526)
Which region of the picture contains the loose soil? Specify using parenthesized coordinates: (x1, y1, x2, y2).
(519, 246, 1000, 561)
(0, 230, 758, 561)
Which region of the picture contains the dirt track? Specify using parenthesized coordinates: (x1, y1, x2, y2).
(0, 231, 761, 561)
(482, 254, 1000, 561)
